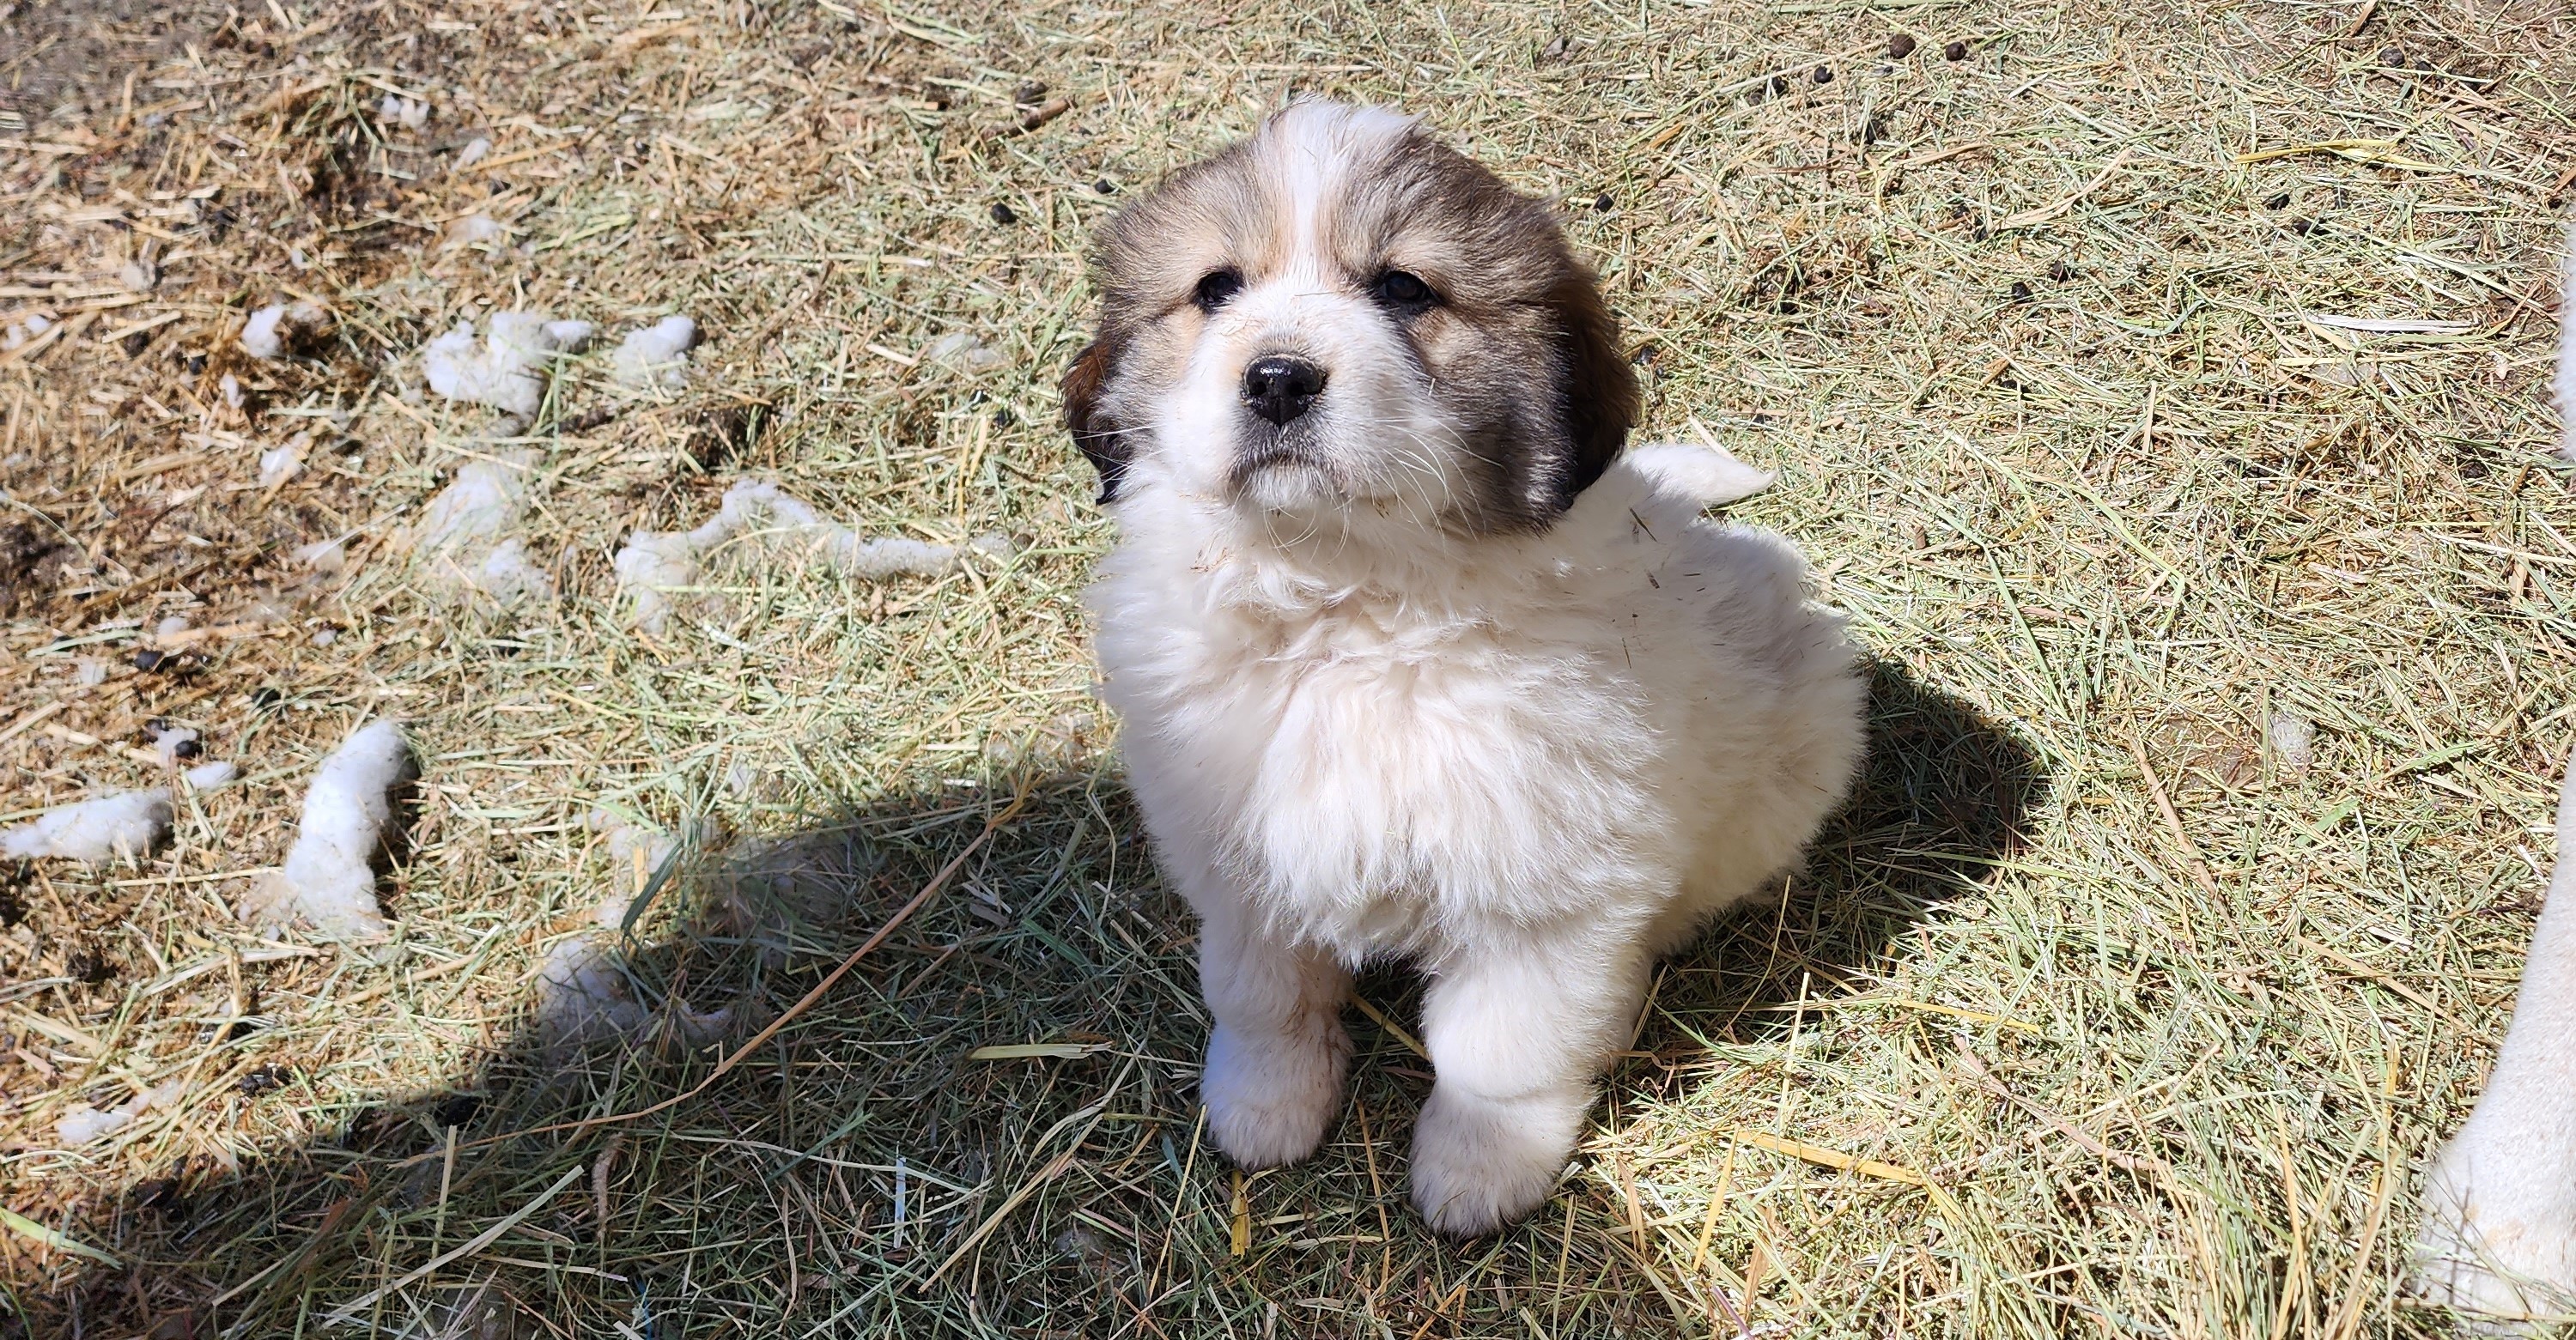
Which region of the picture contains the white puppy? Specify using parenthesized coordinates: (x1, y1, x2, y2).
(1062, 100, 1867, 1236)
(2413, 742, 2576, 1324)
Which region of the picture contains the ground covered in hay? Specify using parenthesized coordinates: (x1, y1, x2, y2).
(3, 0, 2573, 1335)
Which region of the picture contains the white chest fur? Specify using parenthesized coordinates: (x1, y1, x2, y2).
(1117, 587, 1670, 957)
(1086, 477, 1758, 962)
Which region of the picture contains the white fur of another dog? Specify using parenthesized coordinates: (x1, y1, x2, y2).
(2412, 744, 2576, 1324)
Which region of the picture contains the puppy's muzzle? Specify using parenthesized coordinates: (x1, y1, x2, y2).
(1242, 355, 1327, 426)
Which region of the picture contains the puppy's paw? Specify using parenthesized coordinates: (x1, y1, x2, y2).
(1201, 1021, 1351, 1169)
(1408, 1086, 1582, 1238)
(2413, 1138, 2576, 1329)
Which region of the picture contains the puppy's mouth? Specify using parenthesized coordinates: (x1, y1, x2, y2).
(1227, 422, 1329, 491)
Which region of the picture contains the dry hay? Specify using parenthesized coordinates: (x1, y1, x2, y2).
(3, 0, 2574, 1335)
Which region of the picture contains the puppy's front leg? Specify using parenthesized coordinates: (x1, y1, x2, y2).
(1194, 890, 1353, 1169)
(1410, 935, 1648, 1237)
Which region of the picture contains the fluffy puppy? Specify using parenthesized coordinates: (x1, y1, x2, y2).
(1064, 100, 1867, 1237)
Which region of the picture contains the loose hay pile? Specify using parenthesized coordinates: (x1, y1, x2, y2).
(3, 0, 2574, 1335)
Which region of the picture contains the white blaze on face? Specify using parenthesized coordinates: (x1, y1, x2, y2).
(1166, 102, 1467, 524)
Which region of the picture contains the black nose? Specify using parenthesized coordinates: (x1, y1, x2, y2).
(1242, 355, 1326, 425)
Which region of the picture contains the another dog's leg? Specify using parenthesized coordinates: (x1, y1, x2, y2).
(2413, 749, 2576, 1323)
(1194, 890, 1353, 1169)
(1409, 935, 1648, 1237)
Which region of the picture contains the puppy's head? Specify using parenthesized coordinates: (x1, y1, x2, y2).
(1063, 100, 1637, 535)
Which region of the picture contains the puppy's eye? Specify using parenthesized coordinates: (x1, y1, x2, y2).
(1193, 269, 1244, 312)
(1369, 270, 1436, 308)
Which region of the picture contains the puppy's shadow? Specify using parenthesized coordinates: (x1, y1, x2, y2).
(1622, 658, 2047, 1095)
(1338, 657, 2045, 1137)
(15, 663, 2045, 1338)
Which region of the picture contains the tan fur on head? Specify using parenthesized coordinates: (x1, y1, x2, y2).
(1061, 100, 1636, 532)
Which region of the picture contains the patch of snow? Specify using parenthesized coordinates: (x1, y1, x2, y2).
(294, 537, 346, 573)
(243, 721, 408, 939)
(610, 315, 697, 390)
(586, 811, 682, 927)
(416, 454, 531, 555)
(2268, 711, 2315, 773)
(615, 478, 1012, 633)
(56, 1104, 131, 1146)
(258, 439, 305, 488)
(453, 136, 492, 170)
(380, 94, 430, 130)
(76, 659, 108, 687)
(2, 789, 172, 864)
(408, 452, 552, 606)
(421, 312, 592, 417)
(183, 760, 240, 791)
(439, 211, 506, 252)
(532, 932, 732, 1056)
(219, 373, 243, 410)
(151, 726, 198, 766)
(923, 330, 1008, 372)
(239, 300, 326, 360)
(55, 1082, 185, 1147)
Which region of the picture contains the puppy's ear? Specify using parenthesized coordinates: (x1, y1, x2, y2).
(1060, 337, 1129, 504)
(1545, 269, 1640, 509)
